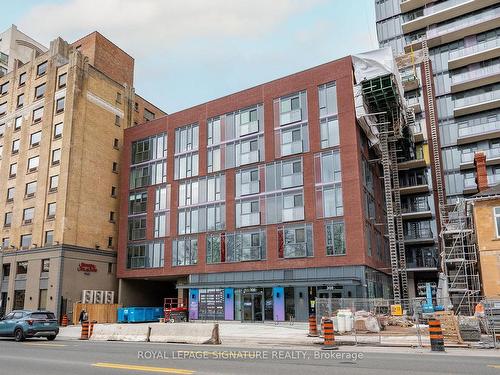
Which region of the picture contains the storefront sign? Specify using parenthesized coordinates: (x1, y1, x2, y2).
(77, 263, 97, 273)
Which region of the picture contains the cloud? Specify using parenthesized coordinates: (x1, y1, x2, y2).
(18, 0, 321, 57)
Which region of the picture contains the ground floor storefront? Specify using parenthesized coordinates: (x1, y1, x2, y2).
(182, 266, 392, 322)
(0, 245, 117, 320)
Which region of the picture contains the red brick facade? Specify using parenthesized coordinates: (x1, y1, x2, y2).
(117, 56, 389, 281)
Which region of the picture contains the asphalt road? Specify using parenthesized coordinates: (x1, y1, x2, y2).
(0, 337, 499, 375)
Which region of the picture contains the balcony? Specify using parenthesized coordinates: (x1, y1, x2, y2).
(402, 200, 433, 220)
(401, 72, 420, 92)
(404, 228, 435, 244)
(400, 0, 433, 13)
(402, 0, 496, 34)
(451, 63, 500, 93)
(400, 176, 430, 195)
(460, 148, 500, 169)
(411, 121, 425, 142)
(405, 7, 500, 52)
(449, 38, 500, 70)
(406, 249, 439, 271)
(398, 157, 427, 170)
(406, 96, 422, 114)
(454, 89, 500, 117)
(457, 119, 500, 145)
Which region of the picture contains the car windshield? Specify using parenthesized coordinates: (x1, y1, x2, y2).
(30, 312, 55, 320)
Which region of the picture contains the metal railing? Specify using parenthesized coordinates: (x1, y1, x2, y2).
(461, 147, 500, 163)
(452, 64, 500, 85)
(450, 38, 500, 61)
(458, 119, 500, 138)
(454, 89, 500, 109)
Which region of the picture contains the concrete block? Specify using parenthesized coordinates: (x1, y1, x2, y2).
(149, 322, 221, 344)
(89, 323, 150, 342)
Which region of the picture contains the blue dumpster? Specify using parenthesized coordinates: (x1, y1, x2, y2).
(117, 308, 129, 323)
(144, 308, 155, 322)
(153, 307, 164, 320)
(128, 307, 146, 323)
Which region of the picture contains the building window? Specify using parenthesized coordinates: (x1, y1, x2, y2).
(52, 149, 61, 165)
(55, 97, 65, 113)
(126, 241, 164, 269)
(128, 216, 146, 240)
(236, 200, 260, 227)
(283, 193, 304, 222)
(7, 187, 15, 202)
(33, 106, 44, 123)
(109, 211, 115, 223)
(144, 108, 155, 122)
(132, 138, 152, 163)
(41, 259, 50, 273)
(14, 116, 22, 131)
(129, 192, 148, 214)
(2, 264, 10, 277)
(178, 174, 223, 207)
(207, 146, 221, 173)
(178, 204, 225, 234)
(326, 221, 345, 256)
(172, 237, 198, 266)
(239, 138, 259, 165)
(9, 163, 17, 178)
(315, 150, 343, 218)
(320, 117, 339, 149)
(281, 159, 303, 189)
(23, 207, 34, 224)
(30, 131, 42, 147)
(49, 175, 58, 192)
(154, 212, 167, 238)
(45, 231, 54, 245)
(111, 186, 117, 197)
(115, 115, 121, 126)
(281, 127, 307, 156)
(4, 212, 12, 227)
(58, 73, 67, 88)
(12, 139, 20, 154)
(37, 61, 48, 76)
(239, 107, 259, 136)
(17, 261, 28, 274)
(17, 93, 24, 108)
(174, 153, 199, 180)
(236, 168, 259, 197)
(25, 181, 37, 198)
(225, 230, 267, 262)
(0, 122, 5, 137)
(494, 207, 500, 238)
(2, 238, 10, 249)
(19, 72, 26, 87)
(20, 234, 32, 249)
(0, 81, 8, 95)
(175, 123, 198, 153)
(27, 156, 39, 172)
(155, 186, 169, 211)
(319, 82, 338, 118)
(0, 101, 6, 116)
(112, 161, 118, 172)
(35, 83, 46, 99)
(134, 102, 139, 112)
(116, 92, 122, 104)
(54, 123, 63, 139)
(47, 202, 56, 219)
(38, 289, 48, 310)
(279, 94, 302, 126)
(207, 117, 221, 146)
(108, 262, 113, 273)
(108, 237, 113, 248)
(278, 223, 313, 258)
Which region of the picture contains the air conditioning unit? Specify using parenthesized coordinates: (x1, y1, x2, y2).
(104, 291, 115, 304)
(94, 290, 105, 304)
(82, 289, 94, 304)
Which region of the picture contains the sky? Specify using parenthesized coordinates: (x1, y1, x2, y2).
(1, 0, 379, 114)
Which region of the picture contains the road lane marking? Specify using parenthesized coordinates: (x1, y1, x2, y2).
(23, 343, 67, 347)
(92, 363, 195, 374)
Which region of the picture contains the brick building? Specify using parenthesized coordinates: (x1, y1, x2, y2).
(0, 30, 165, 318)
(118, 56, 393, 322)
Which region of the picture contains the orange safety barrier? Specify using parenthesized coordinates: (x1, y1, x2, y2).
(89, 321, 96, 339)
(308, 315, 318, 337)
(322, 319, 338, 350)
(80, 320, 89, 340)
(61, 315, 68, 327)
(428, 319, 445, 352)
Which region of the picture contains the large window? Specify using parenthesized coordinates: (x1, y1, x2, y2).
(154, 212, 167, 238)
(131, 134, 166, 164)
(155, 186, 169, 211)
(326, 221, 346, 256)
(318, 82, 338, 118)
(172, 237, 198, 266)
(265, 158, 303, 191)
(206, 230, 266, 264)
(236, 168, 259, 197)
(127, 241, 164, 269)
(178, 204, 225, 234)
(174, 152, 199, 180)
(20, 234, 32, 249)
(129, 192, 147, 214)
(494, 207, 500, 238)
(128, 217, 147, 241)
(236, 199, 260, 227)
(129, 161, 166, 189)
(175, 123, 198, 153)
(178, 174, 224, 207)
(265, 192, 304, 224)
(315, 150, 343, 218)
(278, 223, 313, 258)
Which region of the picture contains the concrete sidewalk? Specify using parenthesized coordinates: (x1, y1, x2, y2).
(58, 321, 498, 352)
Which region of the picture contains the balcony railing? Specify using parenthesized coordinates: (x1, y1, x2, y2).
(427, 7, 500, 39)
(451, 64, 500, 85)
(454, 89, 500, 109)
(402, 200, 430, 214)
(450, 38, 500, 61)
(404, 228, 434, 240)
(129, 256, 146, 269)
(461, 147, 500, 163)
(400, 175, 428, 188)
(458, 119, 500, 138)
(407, 256, 438, 269)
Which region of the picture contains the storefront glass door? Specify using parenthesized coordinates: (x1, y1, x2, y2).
(241, 290, 263, 322)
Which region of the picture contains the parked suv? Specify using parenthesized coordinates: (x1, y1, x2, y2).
(0, 310, 59, 341)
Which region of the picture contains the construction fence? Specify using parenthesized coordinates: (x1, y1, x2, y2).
(315, 297, 500, 348)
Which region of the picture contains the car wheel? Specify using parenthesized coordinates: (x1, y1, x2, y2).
(47, 335, 56, 341)
(14, 328, 25, 342)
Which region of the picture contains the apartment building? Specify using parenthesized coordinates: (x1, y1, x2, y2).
(117, 55, 394, 322)
(0, 25, 48, 76)
(0, 31, 165, 318)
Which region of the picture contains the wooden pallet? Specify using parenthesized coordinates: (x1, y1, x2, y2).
(435, 311, 464, 344)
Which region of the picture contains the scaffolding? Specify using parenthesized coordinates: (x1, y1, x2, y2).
(353, 50, 413, 305)
(440, 201, 480, 315)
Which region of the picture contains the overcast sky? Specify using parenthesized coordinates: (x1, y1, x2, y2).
(2, 0, 378, 113)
